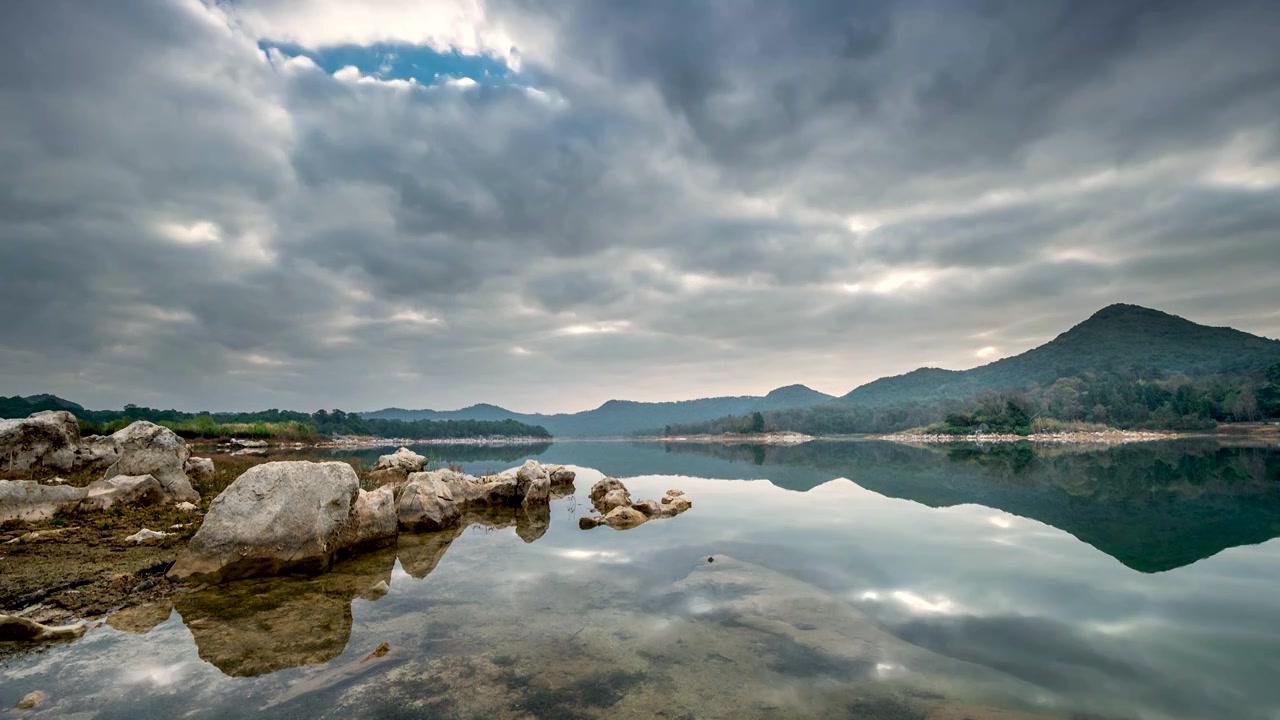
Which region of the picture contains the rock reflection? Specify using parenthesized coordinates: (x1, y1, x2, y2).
(175, 504, 554, 676)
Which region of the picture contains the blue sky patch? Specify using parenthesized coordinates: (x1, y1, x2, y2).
(261, 41, 513, 85)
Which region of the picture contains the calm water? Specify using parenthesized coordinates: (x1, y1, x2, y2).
(3, 439, 1279, 719)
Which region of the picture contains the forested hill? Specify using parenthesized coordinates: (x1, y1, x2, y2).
(842, 304, 1280, 408)
(364, 384, 836, 437)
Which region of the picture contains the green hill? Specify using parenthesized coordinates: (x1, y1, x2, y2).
(843, 304, 1280, 407)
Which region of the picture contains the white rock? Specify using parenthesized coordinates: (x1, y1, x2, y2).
(338, 484, 398, 549)
(125, 528, 170, 544)
(0, 480, 87, 523)
(175, 501, 199, 513)
(397, 472, 461, 531)
(184, 456, 215, 484)
(168, 461, 360, 583)
(0, 411, 80, 472)
(372, 447, 428, 474)
(81, 474, 166, 511)
(103, 421, 199, 502)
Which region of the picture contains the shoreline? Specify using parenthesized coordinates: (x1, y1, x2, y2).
(873, 430, 1182, 445)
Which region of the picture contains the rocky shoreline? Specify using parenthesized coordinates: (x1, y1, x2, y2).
(876, 430, 1180, 444)
(1, 411, 693, 644)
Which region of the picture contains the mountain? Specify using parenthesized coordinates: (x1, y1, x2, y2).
(0, 393, 84, 417)
(842, 304, 1280, 407)
(363, 385, 837, 438)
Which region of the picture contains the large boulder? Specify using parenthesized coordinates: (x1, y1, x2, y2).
(517, 461, 551, 508)
(452, 473, 518, 506)
(81, 474, 166, 511)
(589, 477, 632, 514)
(0, 480, 87, 522)
(397, 471, 461, 531)
(103, 421, 199, 502)
(168, 461, 360, 583)
(0, 411, 80, 473)
(373, 447, 428, 474)
(337, 485, 398, 550)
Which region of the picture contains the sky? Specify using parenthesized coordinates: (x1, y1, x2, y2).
(1, 0, 1278, 414)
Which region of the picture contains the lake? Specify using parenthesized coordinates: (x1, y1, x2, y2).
(2, 439, 1278, 719)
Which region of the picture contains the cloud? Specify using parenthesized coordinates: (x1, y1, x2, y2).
(0, 0, 1277, 412)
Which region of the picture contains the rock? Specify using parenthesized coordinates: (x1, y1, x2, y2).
(168, 461, 360, 583)
(233, 439, 269, 448)
(578, 515, 604, 530)
(106, 601, 174, 635)
(80, 474, 165, 511)
(43, 477, 67, 485)
(184, 456, 216, 484)
(600, 505, 648, 529)
(0, 614, 86, 642)
(397, 472, 461, 531)
(631, 499, 665, 517)
(175, 501, 199, 513)
(125, 528, 170, 544)
(366, 580, 390, 599)
(372, 447, 428, 474)
(661, 492, 693, 514)
(0, 410, 80, 472)
(76, 434, 120, 471)
(665, 488, 685, 497)
(515, 460, 548, 496)
(515, 503, 550, 543)
(0, 480, 87, 523)
(103, 421, 199, 502)
(454, 474, 518, 506)
(589, 477, 632, 514)
(521, 473, 550, 509)
(366, 467, 409, 486)
(15, 690, 46, 709)
(547, 465, 576, 486)
(396, 527, 463, 579)
(338, 485, 398, 550)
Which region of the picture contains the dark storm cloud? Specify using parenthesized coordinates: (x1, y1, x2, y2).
(0, 0, 1277, 412)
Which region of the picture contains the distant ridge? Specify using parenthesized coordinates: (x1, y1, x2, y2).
(363, 385, 837, 438)
(841, 304, 1280, 408)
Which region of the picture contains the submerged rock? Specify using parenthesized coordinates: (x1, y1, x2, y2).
(0, 480, 87, 523)
(0, 614, 86, 642)
(103, 421, 199, 502)
(373, 447, 428, 474)
(0, 410, 80, 473)
(175, 546, 397, 677)
(15, 690, 47, 709)
(168, 461, 360, 583)
(81, 474, 166, 511)
(547, 465, 576, 486)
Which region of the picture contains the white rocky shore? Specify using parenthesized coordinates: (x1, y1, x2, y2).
(0, 411, 213, 523)
(877, 430, 1179, 445)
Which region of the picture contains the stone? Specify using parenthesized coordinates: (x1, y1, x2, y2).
(125, 528, 170, 544)
(103, 421, 199, 502)
(547, 465, 576, 486)
(80, 474, 166, 511)
(372, 447, 428, 474)
(0, 480, 87, 523)
(337, 485, 398, 550)
(0, 614, 86, 642)
(521, 473, 550, 509)
(366, 580, 390, 599)
(661, 493, 693, 514)
(514, 460, 548, 497)
(168, 461, 360, 583)
(0, 410, 80, 472)
(589, 477, 632, 514)
(15, 690, 46, 709)
(184, 456, 215, 484)
(665, 489, 685, 497)
(175, 501, 199, 513)
(76, 434, 120, 471)
(631, 499, 665, 517)
(455, 474, 518, 506)
(600, 505, 648, 529)
(366, 467, 409, 487)
(397, 471, 461, 531)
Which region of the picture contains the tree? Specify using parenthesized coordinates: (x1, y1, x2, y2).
(1232, 386, 1258, 421)
(749, 411, 765, 434)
